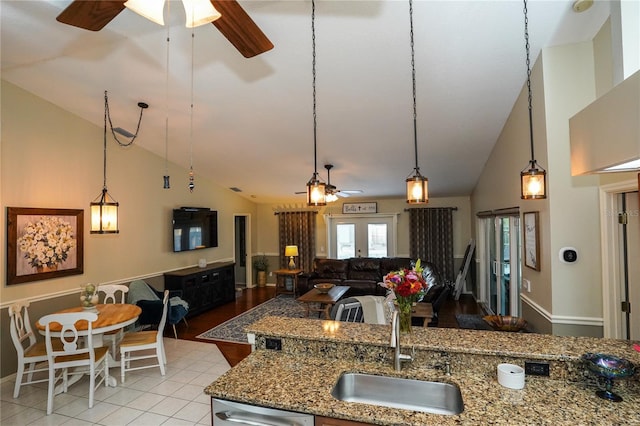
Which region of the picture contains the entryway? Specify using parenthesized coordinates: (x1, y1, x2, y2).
(325, 214, 398, 258)
(234, 214, 251, 288)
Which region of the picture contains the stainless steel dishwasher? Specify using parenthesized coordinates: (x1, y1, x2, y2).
(212, 398, 314, 426)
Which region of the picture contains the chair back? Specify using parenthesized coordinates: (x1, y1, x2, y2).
(8, 300, 37, 356)
(331, 297, 364, 323)
(98, 284, 129, 304)
(156, 291, 170, 341)
(39, 312, 98, 366)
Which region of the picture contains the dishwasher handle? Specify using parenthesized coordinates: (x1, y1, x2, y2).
(215, 410, 302, 426)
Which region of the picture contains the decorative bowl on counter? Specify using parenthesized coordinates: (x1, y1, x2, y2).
(582, 352, 636, 402)
(314, 283, 334, 294)
(482, 315, 528, 332)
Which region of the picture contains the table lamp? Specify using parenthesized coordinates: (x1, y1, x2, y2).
(285, 245, 299, 269)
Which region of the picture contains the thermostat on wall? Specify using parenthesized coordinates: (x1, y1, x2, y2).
(559, 247, 578, 263)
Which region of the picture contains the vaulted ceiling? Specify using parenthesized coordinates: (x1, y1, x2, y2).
(1, 0, 609, 203)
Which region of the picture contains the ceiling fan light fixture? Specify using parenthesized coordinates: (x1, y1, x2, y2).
(183, 0, 221, 28)
(124, 0, 165, 26)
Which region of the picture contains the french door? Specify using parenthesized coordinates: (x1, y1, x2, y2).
(478, 214, 521, 316)
(326, 214, 397, 259)
(617, 191, 639, 340)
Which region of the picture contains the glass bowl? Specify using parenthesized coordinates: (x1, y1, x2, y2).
(482, 315, 528, 332)
(314, 283, 334, 294)
(582, 353, 636, 379)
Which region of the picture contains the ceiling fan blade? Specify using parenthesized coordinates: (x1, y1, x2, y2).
(336, 192, 350, 198)
(56, 0, 127, 31)
(210, 0, 273, 58)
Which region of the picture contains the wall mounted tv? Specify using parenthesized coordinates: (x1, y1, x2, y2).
(172, 207, 218, 252)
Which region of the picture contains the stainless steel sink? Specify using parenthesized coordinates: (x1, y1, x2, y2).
(331, 373, 464, 415)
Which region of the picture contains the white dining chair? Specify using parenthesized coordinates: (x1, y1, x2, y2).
(98, 284, 129, 358)
(119, 290, 169, 383)
(8, 300, 61, 398)
(40, 311, 109, 415)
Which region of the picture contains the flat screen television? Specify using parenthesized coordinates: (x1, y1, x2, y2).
(172, 207, 218, 252)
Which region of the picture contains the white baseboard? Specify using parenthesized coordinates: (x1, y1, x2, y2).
(521, 294, 603, 327)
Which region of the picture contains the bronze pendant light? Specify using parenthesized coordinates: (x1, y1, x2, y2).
(405, 0, 428, 204)
(520, 0, 547, 199)
(306, 0, 326, 207)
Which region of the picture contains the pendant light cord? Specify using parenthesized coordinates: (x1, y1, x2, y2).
(410, 0, 419, 172)
(524, 0, 535, 165)
(311, 0, 318, 180)
(164, 1, 171, 185)
(103, 91, 109, 191)
(188, 24, 195, 192)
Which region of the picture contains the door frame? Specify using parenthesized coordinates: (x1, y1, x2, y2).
(233, 213, 252, 288)
(599, 178, 638, 338)
(324, 213, 399, 259)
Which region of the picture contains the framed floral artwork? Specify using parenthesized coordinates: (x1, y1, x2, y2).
(6, 207, 84, 285)
(523, 211, 540, 271)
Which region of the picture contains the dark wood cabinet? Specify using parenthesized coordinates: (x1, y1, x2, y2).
(164, 262, 235, 317)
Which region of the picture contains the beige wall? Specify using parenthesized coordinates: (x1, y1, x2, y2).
(1, 81, 259, 377)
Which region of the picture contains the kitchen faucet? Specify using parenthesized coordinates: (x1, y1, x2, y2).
(390, 310, 412, 371)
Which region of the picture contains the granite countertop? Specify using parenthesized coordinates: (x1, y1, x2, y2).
(205, 317, 640, 425)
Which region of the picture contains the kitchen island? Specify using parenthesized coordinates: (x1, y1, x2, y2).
(205, 317, 640, 425)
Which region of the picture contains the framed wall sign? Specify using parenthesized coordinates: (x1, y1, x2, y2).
(7, 207, 84, 285)
(523, 211, 540, 271)
(342, 202, 377, 214)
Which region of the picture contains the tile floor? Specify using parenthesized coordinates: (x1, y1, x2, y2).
(1, 339, 231, 425)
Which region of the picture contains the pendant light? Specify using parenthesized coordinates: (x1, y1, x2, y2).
(163, 0, 171, 189)
(91, 91, 147, 233)
(124, 0, 220, 28)
(188, 4, 196, 193)
(405, 0, 428, 204)
(306, 0, 326, 207)
(520, 0, 547, 199)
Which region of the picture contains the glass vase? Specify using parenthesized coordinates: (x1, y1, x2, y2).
(396, 301, 413, 333)
(80, 283, 99, 311)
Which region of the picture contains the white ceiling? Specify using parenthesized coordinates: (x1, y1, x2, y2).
(1, 0, 610, 204)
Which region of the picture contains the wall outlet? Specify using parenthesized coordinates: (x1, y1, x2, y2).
(522, 278, 531, 292)
(265, 338, 282, 351)
(269, 272, 273, 277)
(525, 361, 550, 376)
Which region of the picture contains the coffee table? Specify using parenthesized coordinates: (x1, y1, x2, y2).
(297, 285, 350, 319)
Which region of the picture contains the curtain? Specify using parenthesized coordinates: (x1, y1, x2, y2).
(277, 211, 316, 272)
(409, 208, 455, 281)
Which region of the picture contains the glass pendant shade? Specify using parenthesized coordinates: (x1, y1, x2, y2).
(406, 170, 428, 204)
(183, 0, 221, 27)
(90, 189, 119, 234)
(307, 175, 326, 206)
(521, 162, 547, 199)
(124, 0, 165, 25)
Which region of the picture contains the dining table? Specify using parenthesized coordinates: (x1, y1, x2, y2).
(36, 303, 141, 388)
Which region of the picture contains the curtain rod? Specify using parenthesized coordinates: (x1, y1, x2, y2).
(274, 210, 319, 215)
(403, 207, 458, 212)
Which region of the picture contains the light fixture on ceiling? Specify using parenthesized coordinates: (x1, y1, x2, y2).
(572, 0, 594, 13)
(325, 164, 338, 203)
(520, 0, 547, 200)
(405, 0, 428, 204)
(306, 0, 326, 207)
(91, 91, 148, 234)
(188, 25, 196, 193)
(163, 1, 172, 189)
(124, 0, 221, 28)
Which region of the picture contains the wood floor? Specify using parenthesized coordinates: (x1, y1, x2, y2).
(173, 286, 483, 367)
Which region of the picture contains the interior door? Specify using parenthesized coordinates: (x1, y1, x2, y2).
(327, 215, 396, 259)
(234, 215, 247, 287)
(618, 191, 639, 340)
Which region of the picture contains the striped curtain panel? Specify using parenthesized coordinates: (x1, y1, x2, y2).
(409, 208, 455, 281)
(277, 211, 316, 272)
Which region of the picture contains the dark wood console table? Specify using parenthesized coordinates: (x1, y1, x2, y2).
(164, 262, 235, 317)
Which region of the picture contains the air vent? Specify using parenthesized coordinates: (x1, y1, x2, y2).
(229, 187, 242, 192)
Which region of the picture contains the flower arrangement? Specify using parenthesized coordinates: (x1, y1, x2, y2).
(17, 216, 76, 270)
(381, 259, 429, 332)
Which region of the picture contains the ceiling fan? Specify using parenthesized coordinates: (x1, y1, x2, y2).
(296, 164, 363, 200)
(55, 0, 273, 58)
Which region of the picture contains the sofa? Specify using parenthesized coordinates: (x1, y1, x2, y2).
(298, 257, 450, 324)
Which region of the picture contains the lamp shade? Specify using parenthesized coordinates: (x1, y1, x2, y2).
(306, 177, 326, 206)
(90, 189, 119, 234)
(285, 245, 299, 257)
(124, 0, 165, 25)
(182, 0, 221, 27)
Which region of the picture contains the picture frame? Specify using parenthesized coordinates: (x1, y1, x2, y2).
(7, 207, 84, 285)
(523, 211, 540, 271)
(342, 202, 377, 214)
